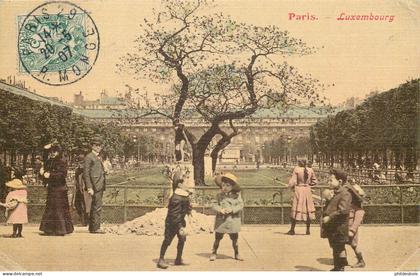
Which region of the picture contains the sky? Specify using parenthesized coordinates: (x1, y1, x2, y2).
(0, 0, 419, 104)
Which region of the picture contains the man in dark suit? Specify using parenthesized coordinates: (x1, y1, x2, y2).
(83, 137, 106, 234)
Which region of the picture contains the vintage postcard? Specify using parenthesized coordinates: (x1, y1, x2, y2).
(0, 0, 419, 273)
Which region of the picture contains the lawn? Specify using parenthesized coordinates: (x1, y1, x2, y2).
(107, 167, 168, 185)
(102, 166, 295, 206)
(107, 166, 293, 187)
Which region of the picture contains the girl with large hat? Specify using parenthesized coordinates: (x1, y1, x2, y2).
(0, 167, 28, 238)
(210, 173, 244, 261)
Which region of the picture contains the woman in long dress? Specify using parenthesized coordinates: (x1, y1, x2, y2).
(39, 143, 74, 236)
(287, 160, 317, 235)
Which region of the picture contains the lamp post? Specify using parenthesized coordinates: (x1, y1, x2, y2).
(287, 136, 292, 165)
(261, 144, 265, 164)
(132, 135, 140, 165)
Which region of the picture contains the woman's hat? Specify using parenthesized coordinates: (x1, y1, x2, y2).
(44, 139, 61, 152)
(214, 172, 240, 192)
(6, 179, 27, 190)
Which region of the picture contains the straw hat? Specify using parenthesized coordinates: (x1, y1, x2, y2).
(214, 172, 240, 192)
(6, 179, 27, 190)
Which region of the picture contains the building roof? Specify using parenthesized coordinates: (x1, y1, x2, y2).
(99, 97, 126, 105)
(252, 106, 334, 118)
(0, 81, 72, 109)
(75, 106, 337, 120)
(0, 80, 337, 120)
(75, 108, 137, 118)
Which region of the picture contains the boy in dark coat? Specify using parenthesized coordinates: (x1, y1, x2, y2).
(157, 169, 193, 269)
(322, 169, 352, 271)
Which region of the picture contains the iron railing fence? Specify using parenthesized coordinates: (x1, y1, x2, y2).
(24, 183, 419, 224)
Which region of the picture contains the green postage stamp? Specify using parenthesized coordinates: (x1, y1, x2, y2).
(18, 1, 100, 86)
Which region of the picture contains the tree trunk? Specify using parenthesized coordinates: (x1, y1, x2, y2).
(185, 123, 234, 185)
(192, 146, 205, 186)
(22, 153, 28, 171)
(211, 154, 218, 174)
(11, 150, 16, 166)
(382, 148, 388, 169)
(395, 148, 401, 169)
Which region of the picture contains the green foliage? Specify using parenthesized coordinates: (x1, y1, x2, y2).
(262, 136, 312, 162)
(0, 89, 128, 161)
(310, 79, 419, 168)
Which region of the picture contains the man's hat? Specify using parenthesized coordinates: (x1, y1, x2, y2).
(6, 179, 27, 190)
(214, 172, 240, 192)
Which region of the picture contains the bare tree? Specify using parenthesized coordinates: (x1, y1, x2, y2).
(118, 0, 327, 184)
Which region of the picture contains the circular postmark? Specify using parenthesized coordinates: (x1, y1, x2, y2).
(18, 1, 100, 86)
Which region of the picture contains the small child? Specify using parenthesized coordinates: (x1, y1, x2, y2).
(0, 167, 28, 238)
(157, 168, 193, 269)
(210, 173, 244, 261)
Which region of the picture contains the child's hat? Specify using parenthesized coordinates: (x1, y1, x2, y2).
(214, 172, 240, 192)
(6, 179, 27, 190)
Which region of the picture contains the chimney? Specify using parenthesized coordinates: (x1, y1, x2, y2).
(74, 91, 84, 106)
